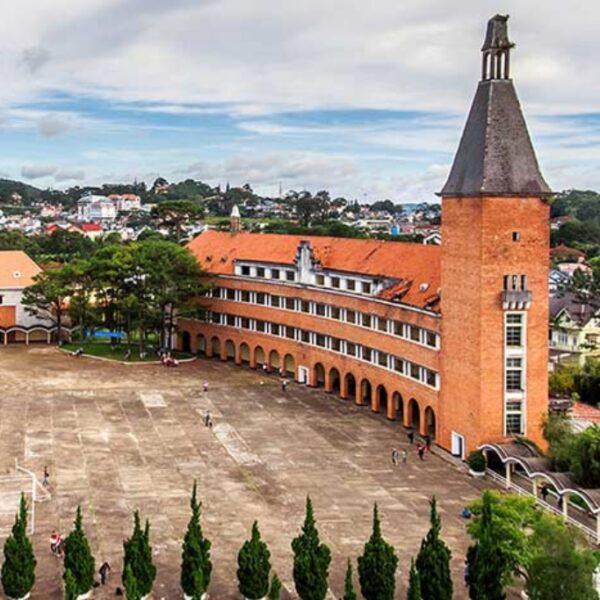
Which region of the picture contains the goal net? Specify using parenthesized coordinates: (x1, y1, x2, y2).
(0, 463, 50, 537)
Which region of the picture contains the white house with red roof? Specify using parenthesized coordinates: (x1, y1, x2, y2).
(0, 251, 55, 344)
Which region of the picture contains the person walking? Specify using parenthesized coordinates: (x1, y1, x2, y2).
(540, 485, 549, 502)
(391, 448, 399, 466)
(417, 444, 425, 461)
(42, 465, 50, 488)
(281, 379, 288, 392)
(203, 380, 209, 393)
(407, 430, 414, 445)
(99, 560, 111, 585)
(401, 449, 408, 464)
(204, 411, 211, 427)
(425, 435, 431, 452)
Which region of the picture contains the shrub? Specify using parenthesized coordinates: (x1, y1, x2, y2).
(1, 494, 36, 600)
(181, 481, 212, 598)
(468, 451, 486, 473)
(570, 424, 600, 487)
(237, 522, 271, 600)
(123, 512, 156, 600)
(63, 506, 95, 597)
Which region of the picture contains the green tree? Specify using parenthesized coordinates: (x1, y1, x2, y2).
(467, 492, 539, 583)
(237, 522, 271, 600)
(526, 516, 598, 600)
(542, 413, 576, 471)
(123, 564, 141, 600)
(268, 574, 282, 600)
(406, 559, 421, 600)
(123, 511, 156, 599)
(341, 559, 357, 600)
(1, 494, 36, 599)
(181, 481, 212, 598)
(63, 506, 95, 597)
(291, 496, 331, 600)
(466, 491, 507, 600)
(151, 200, 204, 243)
(22, 267, 73, 344)
(357, 504, 398, 600)
(570, 424, 600, 487)
(415, 497, 452, 600)
(64, 568, 77, 600)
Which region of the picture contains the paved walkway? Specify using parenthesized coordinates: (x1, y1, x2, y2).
(0, 346, 494, 599)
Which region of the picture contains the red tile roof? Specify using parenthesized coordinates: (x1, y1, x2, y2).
(187, 230, 441, 310)
(78, 223, 102, 232)
(571, 402, 600, 423)
(0, 251, 41, 288)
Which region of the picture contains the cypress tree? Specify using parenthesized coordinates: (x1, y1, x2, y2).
(357, 504, 399, 600)
(341, 559, 357, 600)
(407, 559, 422, 600)
(63, 506, 95, 597)
(237, 521, 271, 600)
(268, 573, 282, 600)
(1, 494, 36, 600)
(123, 564, 141, 600)
(181, 481, 212, 598)
(64, 568, 78, 600)
(123, 511, 156, 599)
(291, 496, 331, 600)
(466, 492, 506, 600)
(415, 497, 453, 600)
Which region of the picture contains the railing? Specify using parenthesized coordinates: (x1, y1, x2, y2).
(485, 468, 599, 544)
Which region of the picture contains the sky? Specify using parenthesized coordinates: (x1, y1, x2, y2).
(0, 0, 599, 203)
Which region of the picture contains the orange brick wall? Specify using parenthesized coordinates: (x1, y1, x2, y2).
(439, 196, 549, 454)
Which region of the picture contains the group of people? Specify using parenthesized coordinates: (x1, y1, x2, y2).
(49, 532, 111, 584)
(390, 432, 432, 466)
(160, 352, 179, 367)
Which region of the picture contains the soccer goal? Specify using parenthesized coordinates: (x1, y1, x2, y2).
(0, 461, 50, 537)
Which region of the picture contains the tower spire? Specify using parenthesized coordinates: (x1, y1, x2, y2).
(439, 15, 552, 198)
(481, 14, 514, 80)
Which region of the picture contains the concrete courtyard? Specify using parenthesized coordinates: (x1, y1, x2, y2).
(0, 346, 491, 599)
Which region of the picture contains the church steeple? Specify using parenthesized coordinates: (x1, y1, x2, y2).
(481, 14, 514, 81)
(440, 15, 552, 198)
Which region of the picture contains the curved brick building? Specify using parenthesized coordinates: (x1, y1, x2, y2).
(178, 15, 551, 457)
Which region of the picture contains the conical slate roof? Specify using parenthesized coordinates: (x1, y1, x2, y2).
(440, 17, 552, 198)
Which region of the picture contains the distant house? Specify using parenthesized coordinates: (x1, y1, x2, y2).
(108, 193, 142, 212)
(77, 195, 117, 222)
(0, 251, 55, 344)
(550, 292, 600, 366)
(550, 215, 572, 230)
(76, 223, 103, 240)
(550, 243, 591, 277)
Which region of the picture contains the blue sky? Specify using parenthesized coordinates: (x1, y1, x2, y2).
(0, 0, 599, 202)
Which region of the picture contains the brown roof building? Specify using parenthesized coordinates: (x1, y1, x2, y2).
(178, 15, 551, 456)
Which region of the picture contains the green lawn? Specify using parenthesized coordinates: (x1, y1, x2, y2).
(62, 341, 194, 363)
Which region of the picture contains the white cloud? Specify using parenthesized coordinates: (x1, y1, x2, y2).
(20, 46, 51, 74)
(54, 168, 86, 181)
(21, 164, 58, 179)
(37, 113, 72, 137)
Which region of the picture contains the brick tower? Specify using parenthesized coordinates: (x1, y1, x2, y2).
(438, 15, 552, 457)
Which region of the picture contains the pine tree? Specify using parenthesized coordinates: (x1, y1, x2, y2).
(268, 573, 282, 600)
(63, 506, 95, 597)
(64, 568, 78, 600)
(237, 522, 271, 600)
(341, 559, 357, 600)
(291, 496, 331, 600)
(123, 564, 141, 600)
(1, 494, 36, 600)
(466, 492, 506, 600)
(407, 559, 422, 600)
(415, 497, 453, 600)
(123, 511, 156, 599)
(357, 504, 399, 600)
(181, 481, 212, 598)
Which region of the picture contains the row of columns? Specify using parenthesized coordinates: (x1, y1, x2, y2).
(1, 331, 54, 345)
(503, 462, 600, 541)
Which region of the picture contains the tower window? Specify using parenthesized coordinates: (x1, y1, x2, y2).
(512, 231, 521, 242)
